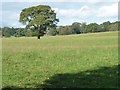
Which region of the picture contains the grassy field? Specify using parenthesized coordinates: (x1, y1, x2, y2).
(2, 31, 119, 88)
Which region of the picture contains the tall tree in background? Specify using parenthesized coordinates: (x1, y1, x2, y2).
(81, 22, 87, 33)
(19, 5, 59, 39)
(101, 21, 111, 32)
(71, 22, 81, 34)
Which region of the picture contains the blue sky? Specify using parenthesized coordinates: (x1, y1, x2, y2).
(1, 0, 119, 27)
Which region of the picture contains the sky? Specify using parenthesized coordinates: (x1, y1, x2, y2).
(0, 0, 119, 28)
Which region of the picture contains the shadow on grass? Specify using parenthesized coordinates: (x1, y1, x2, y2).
(2, 65, 120, 89)
(36, 65, 119, 88)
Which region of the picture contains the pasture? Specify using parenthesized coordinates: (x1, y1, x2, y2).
(2, 31, 119, 88)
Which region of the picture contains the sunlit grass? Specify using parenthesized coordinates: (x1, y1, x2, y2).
(2, 31, 118, 88)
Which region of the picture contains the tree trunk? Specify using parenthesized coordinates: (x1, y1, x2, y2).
(37, 35, 40, 39)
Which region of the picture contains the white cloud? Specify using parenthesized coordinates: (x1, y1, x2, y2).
(53, 3, 118, 19)
(1, 2, 118, 27)
(97, 3, 118, 17)
(2, 0, 119, 2)
(85, 0, 118, 4)
(53, 6, 95, 19)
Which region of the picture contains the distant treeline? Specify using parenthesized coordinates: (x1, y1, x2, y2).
(0, 21, 119, 37)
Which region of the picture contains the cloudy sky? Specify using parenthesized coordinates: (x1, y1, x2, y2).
(0, 0, 119, 27)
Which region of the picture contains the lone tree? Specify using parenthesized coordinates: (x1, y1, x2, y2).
(19, 5, 59, 39)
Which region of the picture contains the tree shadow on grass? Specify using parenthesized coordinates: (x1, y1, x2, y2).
(2, 65, 120, 89)
(36, 65, 119, 88)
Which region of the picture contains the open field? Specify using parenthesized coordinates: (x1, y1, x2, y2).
(2, 31, 119, 88)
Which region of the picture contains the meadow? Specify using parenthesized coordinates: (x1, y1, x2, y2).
(2, 31, 119, 88)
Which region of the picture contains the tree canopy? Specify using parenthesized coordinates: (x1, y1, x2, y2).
(19, 5, 59, 39)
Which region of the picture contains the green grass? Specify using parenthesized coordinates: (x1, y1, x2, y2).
(2, 31, 119, 88)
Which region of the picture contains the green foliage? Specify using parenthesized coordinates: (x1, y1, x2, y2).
(56, 21, 119, 35)
(2, 27, 12, 37)
(86, 23, 99, 33)
(19, 5, 59, 38)
(0, 27, 2, 37)
(1, 21, 119, 37)
(58, 26, 72, 35)
(47, 28, 57, 36)
(25, 29, 33, 37)
(102, 21, 111, 31)
(71, 22, 81, 34)
(14, 28, 26, 37)
(56, 22, 81, 35)
(2, 31, 118, 88)
(2, 27, 26, 37)
(25, 29, 37, 37)
(109, 21, 118, 31)
(80, 23, 87, 33)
